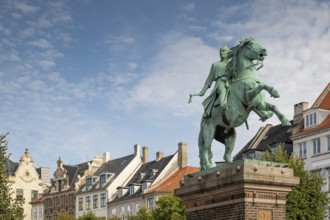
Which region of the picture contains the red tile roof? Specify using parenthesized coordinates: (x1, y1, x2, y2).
(293, 114, 330, 138)
(293, 82, 330, 138)
(311, 82, 330, 110)
(146, 166, 199, 194)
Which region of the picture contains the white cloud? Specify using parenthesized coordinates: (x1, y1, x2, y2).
(13, 2, 39, 14)
(29, 39, 53, 49)
(38, 60, 56, 69)
(182, 3, 195, 12)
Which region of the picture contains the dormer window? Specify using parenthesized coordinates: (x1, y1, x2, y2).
(129, 184, 135, 195)
(99, 173, 113, 188)
(129, 184, 141, 195)
(142, 180, 152, 191)
(149, 169, 158, 177)
(305, 112, 317, 128)
(86, 177, 92, 189)
(100, 174, 106, 187)
(138, 172, 146, 180)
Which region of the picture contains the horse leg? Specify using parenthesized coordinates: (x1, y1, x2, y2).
(258, 102, 291, 126)
(198, 120, 215, 170)
(223, 128, 236, 162)
(214, 127, 236, 163)
(246, 83, 280, 103)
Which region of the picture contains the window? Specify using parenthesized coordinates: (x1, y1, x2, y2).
(31, 190, 38, 200)
(313, 138, 321, 155)
(38, 207, 43, 218)
(93, 195, 98, 209)
(16, 189, 23, 200)
(299, 142, 307, 158)
(100, 193, 106, 207)
(129, 185, 135, 195)
(33, 208, 37, 220)
(127, 204, 132, 215)
(86, 196, 90, 210)
(100, 174, 106, 187)
(327, 168, 330, 192)
(328, 136, 330, 152)
(305, 112, 317, 128)
(248, 151, 255, 159)
(86, 178, 92, 189)
(112, 208, 116, 216)
(78, 197, 83, 211)
(147, 198, 154, 209)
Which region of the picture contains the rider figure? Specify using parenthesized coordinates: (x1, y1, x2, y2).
(198, 45, 230, 118)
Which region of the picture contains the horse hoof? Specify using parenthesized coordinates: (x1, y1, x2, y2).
(281, 119, 291, 126)
(271, 90, 280, 98)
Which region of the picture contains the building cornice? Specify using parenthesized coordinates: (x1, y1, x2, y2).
(291, 126, 330, 141)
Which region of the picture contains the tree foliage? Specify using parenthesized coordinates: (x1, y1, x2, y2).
(0, 133, 24, 220)
(127, 207, 152, 220)
(152, 194, 186, 220)
(127, 194, 186, 220)
(57, 213, 76, 220)
(262, 145, 329, 220)
(77, 211, 105, 220)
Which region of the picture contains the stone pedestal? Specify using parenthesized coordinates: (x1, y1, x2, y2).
(175, 160, 299, 220)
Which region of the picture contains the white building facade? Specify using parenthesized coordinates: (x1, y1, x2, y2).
(292, 83, 330, 219)
(6, 149, 45, 220)
(75, 145, 143, 218)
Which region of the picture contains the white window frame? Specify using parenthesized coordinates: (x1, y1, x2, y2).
(299, 142, 307, 158)
(313, 138, 321, 155)
(305, 112, 317, 128)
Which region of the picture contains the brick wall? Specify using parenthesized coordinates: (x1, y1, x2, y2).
(187, 202, 285, 220)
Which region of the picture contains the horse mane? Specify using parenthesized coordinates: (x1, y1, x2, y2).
(226, 37, 254, 80)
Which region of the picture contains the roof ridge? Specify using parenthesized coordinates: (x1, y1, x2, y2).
(311, 82, 330, 109)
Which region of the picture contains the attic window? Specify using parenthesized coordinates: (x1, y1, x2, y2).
(305, 112, 317, 128)
(138, 172, 146, 180)
(86, 177, 92, 189)
(100, 174, 106, 187)
(99, 173, 114, 187)
(150, 169, 158, 177)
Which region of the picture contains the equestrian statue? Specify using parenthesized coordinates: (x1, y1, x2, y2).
(189, 38, 291, 170)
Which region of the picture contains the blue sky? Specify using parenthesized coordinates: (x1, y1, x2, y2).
(1, 0, 329, 172)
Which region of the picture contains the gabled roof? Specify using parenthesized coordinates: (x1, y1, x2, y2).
(77, 154, 135, 193)
(5, 158, 19, 176)
(234, 122, 292, 160)
(293, 82, 330, 138)
(311, 82, 330, 110)
(127, 154, 174, 186)
(110, 154, 175, 202)
(145, 166, 199, 194)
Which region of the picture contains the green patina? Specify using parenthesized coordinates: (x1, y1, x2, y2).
(189, 38, 291, 170)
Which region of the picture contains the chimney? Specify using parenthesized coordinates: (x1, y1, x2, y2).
(103, 152, 110, 163)
(293, 102, 308, 125)
(142, 146, 149, 163)
(134, 144, 140, 156)
(156, 151, 164, 161)
(178, 142, 188, 168)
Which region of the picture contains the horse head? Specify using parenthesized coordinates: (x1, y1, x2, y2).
(227, 38, 267, 79)
(239, 38, 267, 62)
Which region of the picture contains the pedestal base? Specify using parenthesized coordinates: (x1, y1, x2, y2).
(175, 160, 299, 220)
